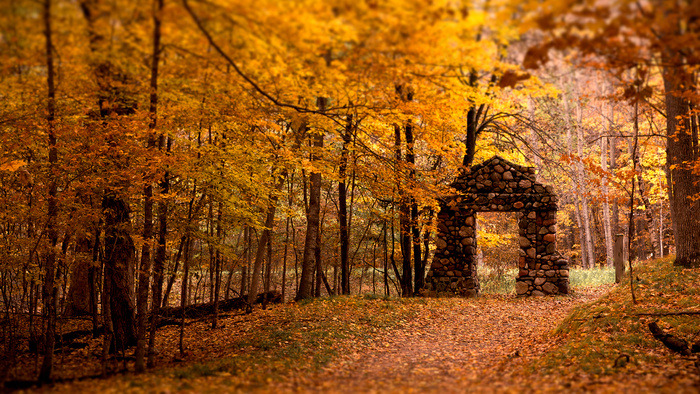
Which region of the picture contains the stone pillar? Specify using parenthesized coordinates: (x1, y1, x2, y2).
(425, 205, 478, 296)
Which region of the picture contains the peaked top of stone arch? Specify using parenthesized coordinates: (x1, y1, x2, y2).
(451, 155, 556, 197)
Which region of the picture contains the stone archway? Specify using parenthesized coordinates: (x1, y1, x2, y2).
(425, 156, 569, 297)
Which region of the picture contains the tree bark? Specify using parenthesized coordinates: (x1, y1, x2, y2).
(39, 0, 58, 381)
(135, 0, 163, 371)
(394, 124, 412, 296)
(296, 98, 326, 300)
(249, 174, 285, 309)
(147, 138, 169, 367)
(102, 195, 137, 351)
(212, 202, 222, 327)
(575, 101, 595, 268)
(601, 116, 614, 267)
(405, 122, 423, 293)
(662, 64, 700, 268)
(338, 115, 352, 295)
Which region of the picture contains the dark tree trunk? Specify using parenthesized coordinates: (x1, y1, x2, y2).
(297, 98, 327, 300)
(39, 0, 58, 381)
(405, 122, 423, 293)
(248, 174, 285, 310)
(162, 235, 184, 308)
(463, 105, 477, 167)
(393, 123, 412, 297)
(148, 152, 168, 368)
(135, 0, 163, 369)
(662, 64, 700, 268)
(338, 115, 352, 295)
(212, 202, 223, 327)
(241, 226, 249, 297)
(102, 195, 137, 351)
(462, 72, 480, 168)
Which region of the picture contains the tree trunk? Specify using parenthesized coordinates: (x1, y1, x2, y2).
(282, 216, 290, 302)
(263, 231, 272, 308)
(610, 134, 620, 235)
(212, 202, 222, 327)
(338, 115, 352, 295)
(135, 0, 163, 370)
(102, 195, 137, 352)
(462, 72, 479, 168)
(179, 236, 190, 356)
(162, 235, 184, 308)
(405, 122, 423, 293)
(296, 98, 327, 300)
(601, 137, 614, 267)
(575, 102, 595, 268)
(148, 141, 169, 367)
(393, 124, 412, 297)
(39, 0, 58, 380)
(241, 226, 249, 297)
(248, 174, 285, 309)
(662, 64, 700, 268)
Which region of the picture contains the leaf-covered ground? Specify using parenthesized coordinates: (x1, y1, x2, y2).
(287, 291, 605, 393)
(14, 258, 700, 393)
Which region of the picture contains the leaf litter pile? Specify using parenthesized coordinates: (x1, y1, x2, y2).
(14, 258, 700, 393)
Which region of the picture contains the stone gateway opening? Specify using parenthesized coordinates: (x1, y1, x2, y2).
(425, 156, 570, 297)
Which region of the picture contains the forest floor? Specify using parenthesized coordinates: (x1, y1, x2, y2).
(8, 257, 700, 393)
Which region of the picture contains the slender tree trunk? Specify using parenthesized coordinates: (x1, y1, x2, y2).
(405, 122, 423, 293)
(575, 102, 595, 268)
(296, 98, 327, 300)
(314, 227, 322, 297)
(601, 136, 614, 267)
(89, 227, 100, 336)
(282, 216, 290, 302)
(462, 72, 479, 168)
(394, 125, 412, 296)
(609, 134, 620, 237)
(147, 141, 168, 367)
(135, 0, 163, 371)
(383, 220, 389, 297)
(39, 0, 58, 380)
(248, 174, 285, 310)
(212, 202, 222, 327)
(262, 232, 272, 308)
(338, 115, 352, 295)
(241, 226, 249, 297)
(100, 270, 113, 376)
(179, 236, 190, 356)
(162, 235, 184, 308)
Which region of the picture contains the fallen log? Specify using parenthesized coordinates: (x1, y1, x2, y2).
(158, 291, 282, 319)
(50, 292, 282, 347)
(648, 321, 692, 356)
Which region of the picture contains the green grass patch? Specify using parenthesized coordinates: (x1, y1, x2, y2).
(479, 267, 518, 294)
(478, 266, 615, 295)
(533, 255, 700, 376)
(569, 267, 615, 287)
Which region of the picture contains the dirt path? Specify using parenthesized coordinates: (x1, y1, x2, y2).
(294, 288, 609, 393)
